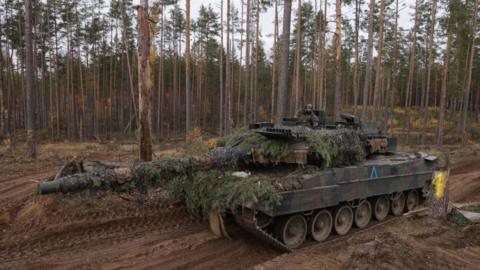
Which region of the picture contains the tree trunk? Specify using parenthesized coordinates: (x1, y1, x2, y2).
(253, 0, 261, 122)
(294, 0, 302, 113)
(372, 0, 385, 122)
(333, 0, 342, 121)
(421, 0, 437, 145)
(121, 0, 139, 130)
(226, 0, 232, 133)
(158, 3, 165, 140)
(186, 0, 192, 138)
(276, 0, 292, 123)
(236, 0, 244, 126)
(362, 0, 375, 120)
(138, 0, 152, 161)
(25, 0, 36, 158)
(461, 0, 478, 143)
(388, 0, 399, 133)
(437, 17, 453, 146)
(0, 23, 4, 137)
(243, 0, 251, 125)
(353, 0, 360, 115)
(219, 0, 224, 135)
(271, 0, 279, 121)
(403, 0, 419, 144)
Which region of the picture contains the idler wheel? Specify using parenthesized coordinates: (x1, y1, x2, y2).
(406, 190, 419, 212)
(334, 205, 353, 236)
(390, 192, 406, 216)
(354, 201, 372, 229)
(373, 196, 390, 221)
(308, 210, 333, 242)
(275, 214, 307, 249)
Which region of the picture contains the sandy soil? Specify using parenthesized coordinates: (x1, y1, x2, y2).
(0, 143, 479, 270)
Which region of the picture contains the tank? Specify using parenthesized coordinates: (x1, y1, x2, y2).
(210, 112, 438, 251)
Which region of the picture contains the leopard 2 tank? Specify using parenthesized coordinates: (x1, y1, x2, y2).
(210, 112, 438, 251)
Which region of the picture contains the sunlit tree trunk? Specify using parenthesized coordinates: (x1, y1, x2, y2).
(138, 0, 152, 161)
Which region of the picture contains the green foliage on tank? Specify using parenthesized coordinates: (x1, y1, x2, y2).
(305, 129, 366, 168)
(168, 170, 281, 214)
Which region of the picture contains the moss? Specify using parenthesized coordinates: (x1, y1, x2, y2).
(168, 170, 282, 214)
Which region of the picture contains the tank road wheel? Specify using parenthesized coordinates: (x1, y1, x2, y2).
(390, 192, 406, 216)
(334, 205, 353, 236)
(308, 210, 333, 242)
(275, 215, 307, 249)
(373, 196, 390, 221)
(354, 201, 372, 229)
(406, 190, 419, 212)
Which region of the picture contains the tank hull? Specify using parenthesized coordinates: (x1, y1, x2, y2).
(229, 153, 438, 251)
(254, 153, 436, 217)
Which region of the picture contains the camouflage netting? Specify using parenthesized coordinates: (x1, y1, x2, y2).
(218, 127, 366, 168)
(39, 127, 367, 214)
(169, 170, 281, 214)
(304, 129, 366, 168)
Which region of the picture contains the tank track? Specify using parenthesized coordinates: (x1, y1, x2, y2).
(234, 214, 292, 253)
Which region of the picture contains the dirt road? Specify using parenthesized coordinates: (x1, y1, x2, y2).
(0, 179, 278, 270)
(0, 149, 479, 269)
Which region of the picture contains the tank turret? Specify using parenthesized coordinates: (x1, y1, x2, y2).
(241, 112, 397, 167)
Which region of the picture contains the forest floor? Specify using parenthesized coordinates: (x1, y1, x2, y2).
(0, 142, 479, 270)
